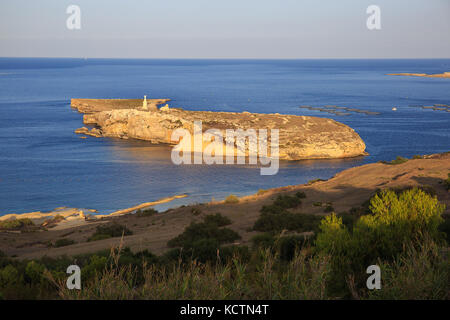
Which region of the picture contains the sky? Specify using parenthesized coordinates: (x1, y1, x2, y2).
(0, 0, 449, 59)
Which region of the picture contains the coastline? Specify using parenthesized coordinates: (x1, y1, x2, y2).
(71, 98, 368, 160)
(2, 152, 449, 259)
(387, 71, 450, 78)
(0, 194, 188, 230)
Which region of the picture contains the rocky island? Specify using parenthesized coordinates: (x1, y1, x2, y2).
(387, 72, 450, 78)
(71, 98, 367, 160)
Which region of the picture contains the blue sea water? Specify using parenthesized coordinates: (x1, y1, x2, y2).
(0, 58, 449, 215)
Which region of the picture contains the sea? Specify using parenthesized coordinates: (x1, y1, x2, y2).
(0, 58, 449, 215)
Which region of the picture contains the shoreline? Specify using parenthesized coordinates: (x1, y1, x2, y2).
(0, 194, 188, 230)
(387, 71, 450, 78)
(1, 152, 449, 259)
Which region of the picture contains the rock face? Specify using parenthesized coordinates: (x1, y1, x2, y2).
(71, 99, 367, 160)
(387, 72, 450, 78)
(71, 98, 170, 113)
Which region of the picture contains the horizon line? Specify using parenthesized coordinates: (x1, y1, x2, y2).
(1, 56, 450, 60)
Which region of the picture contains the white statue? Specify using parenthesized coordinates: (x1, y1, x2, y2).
(142, 95, 148, 110)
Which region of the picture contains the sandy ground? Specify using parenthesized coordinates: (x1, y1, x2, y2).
(1, 153, 449, 260)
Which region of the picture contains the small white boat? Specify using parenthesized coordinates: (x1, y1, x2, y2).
(392, 107, 397, 111)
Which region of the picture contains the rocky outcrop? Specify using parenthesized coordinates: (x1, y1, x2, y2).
(387, 72, 450, 78)
(71, 98, 170, 113)
(72, 99, 367, 160)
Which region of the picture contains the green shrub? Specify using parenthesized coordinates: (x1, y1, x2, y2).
(88, 223, 133, 242)
(0, 218, 34, 230)
(367, 238, 449, 300)
(278, 235, 310, 261)
(167, 222, 240, 249)
(25, 261, 45, 284)
(445, 173, 450, 191)
(315, 188, 446, 295)
(337, 212, 358, 229)
(307, 178, 325, 185)
(260, 194, 302, 215)
(0, 265, 20, 287)
(412, 154, 423, 159)
(381, 156, 409, 165)
(257, 189, 267, 195)
(295, 191, 306, 199)
(438, 215, 450, 244)
(324, 205, 334, 213)
(203, 213, 232, 227)
(191, 207, 202, 216)
(251, 233, 275, 249)
(54, 239, 75, 248)
(253, 212, 321, 233)
(224, 194, 239, 204)
(273, 194, 302, 209)
(81, 255, 108, 280)
(136, 208, 157, 217)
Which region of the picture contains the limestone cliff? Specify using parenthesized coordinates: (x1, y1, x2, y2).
(71, 99, 367, 160)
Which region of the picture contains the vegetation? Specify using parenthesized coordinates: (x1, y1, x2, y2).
(87, 223, 133, 242)
(167, 224, 239, 249)
(135, 208, 157, 217)
(0, 187, 448, 300)
(315, 188, 445, 296)
(254, 192, 321, 233)
(0, 218, 34, 231)
(307, 178, 326, 185)
(253, 212, 322, 233)
(380, 155, 409, 165)
(203, 213, 232, 227)
(53, 239, 76, 248)
(257, 189, 267, 195)
(190, 207, 201, 216)
(224, 194, 239, 204)
(445, 173, 450, 191)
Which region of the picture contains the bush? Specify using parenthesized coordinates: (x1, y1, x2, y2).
(260, 194, 302, 215)
(257, 189, 267, 195)
(136, 208, 157, 217)
(278, 235, 310, 261)
(168, 222, 240, 248)
(307, 178, 325, 185)
(54, 239, 75, 248)
(273, 194, 302, 209)
(367, 238, 449, 300)
(445, 173, 450, 191)
(0, 218, 34, 230)
(203, 213, 232, 227)
(438, 215, 450, 244)
(315, 188, 446, 295)
(324, 205, 334, 213)
(88, 223, 133, 242)
(224, 194, 239, 204)
(251, 233, 275, 249)
(295, 191, 306, 199)
(0, 265, 20, 287)
(253, 212, 321, 233)
(381, 156, 409, 165)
